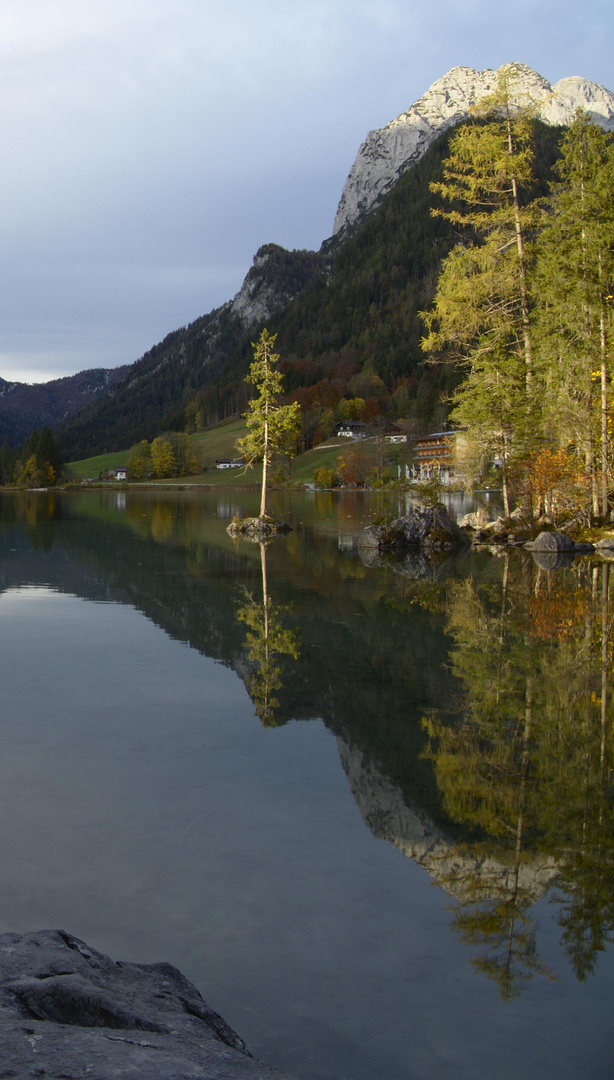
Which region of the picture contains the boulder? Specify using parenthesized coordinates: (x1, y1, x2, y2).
(525, 531, 595, 559)
(525, 531, 577, 552)
(458, 509, 491, 529)
(358, 506, 469, 552)
(471, 528, 490, 544)
(485, 517, 508, 536)
(0, 929, 293, 1079)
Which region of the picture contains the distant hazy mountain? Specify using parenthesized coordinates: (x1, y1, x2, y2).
(0, 367, 129, 448)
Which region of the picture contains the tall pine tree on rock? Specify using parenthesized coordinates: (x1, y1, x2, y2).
(238, 329, 301, 520)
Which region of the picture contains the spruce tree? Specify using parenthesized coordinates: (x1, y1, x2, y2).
(533, 112, 614, 517)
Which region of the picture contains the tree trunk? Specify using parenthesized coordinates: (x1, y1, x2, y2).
(602, 562, 609, 769)
(600, 292, 609, 518)
(260, 418, 269, 518)
(507, 117, 532, 396)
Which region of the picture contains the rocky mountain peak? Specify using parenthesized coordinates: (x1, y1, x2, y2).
(230, 242, 326, 329)
(333, 62, 614, 237)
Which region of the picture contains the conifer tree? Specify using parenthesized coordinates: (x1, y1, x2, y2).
(533, 112, 614, 517)
(238, 329, 301, 518)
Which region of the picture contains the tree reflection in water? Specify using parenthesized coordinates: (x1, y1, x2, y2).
(424, 554, 614, 997)
(236, 541, 300, 726)
(3, 490, 614, 1002)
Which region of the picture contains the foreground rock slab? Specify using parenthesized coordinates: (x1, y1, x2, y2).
(0, 930, 294, 1080)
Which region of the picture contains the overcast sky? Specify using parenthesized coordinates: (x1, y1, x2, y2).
(0, 0, 612, 384)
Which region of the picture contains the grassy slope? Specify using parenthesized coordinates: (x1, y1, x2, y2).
(67, 418, 410, 485)
(190, 417, 247, 468)
(68, 418, 253, 482)
(68, 449, 130, 478)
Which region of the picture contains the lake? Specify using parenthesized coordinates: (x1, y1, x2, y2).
(0, 487, 612, 1080)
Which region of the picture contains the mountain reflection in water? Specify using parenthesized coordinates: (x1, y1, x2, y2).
(0, 488, 612, 1079)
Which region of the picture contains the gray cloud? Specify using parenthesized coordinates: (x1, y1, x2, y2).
(0, 0, 612, 382)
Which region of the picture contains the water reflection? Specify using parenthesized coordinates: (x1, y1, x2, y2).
(236, 542, 300, 727)
(1, 489, 614, 1007)
(423, 556, 614, 995)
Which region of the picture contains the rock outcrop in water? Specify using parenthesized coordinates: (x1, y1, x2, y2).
(0, 929, 293, 1080)
(358, 506, 469, 552)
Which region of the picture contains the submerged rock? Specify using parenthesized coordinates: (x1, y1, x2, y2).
(0, 929, 292, 1079)
(358, 506, 469, 552)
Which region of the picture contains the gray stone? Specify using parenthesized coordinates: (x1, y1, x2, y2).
(525, 531, 577, 552)
(471, 528, 490, 544)
(358, 506, 469, 553)
(596, 536, 614, 549)
(485, 517, 508, 536)
(458, 509, 491, 529)
(0, 929, 294, 1079)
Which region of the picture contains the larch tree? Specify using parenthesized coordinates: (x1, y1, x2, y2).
(420, 69, 539, 514)
(533, 112, 614, 518)
(238, 329, 301, 519)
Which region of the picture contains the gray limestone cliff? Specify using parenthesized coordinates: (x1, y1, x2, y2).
(333, 62, 614, 236)
(230, 243, 325, 328)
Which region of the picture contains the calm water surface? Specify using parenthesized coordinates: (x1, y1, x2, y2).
(0, 488, 612, 1080)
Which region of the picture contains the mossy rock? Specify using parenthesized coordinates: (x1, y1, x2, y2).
(226, 516, 292, 540)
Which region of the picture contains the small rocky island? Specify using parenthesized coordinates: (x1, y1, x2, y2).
(0, 930, 293, 1079)
(227, 516, 291, 540)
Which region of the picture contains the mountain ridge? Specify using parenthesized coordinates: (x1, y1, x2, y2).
(333, 61, 614, 236)
(2, 61, 613, 456)
(0, 366, 130, 447)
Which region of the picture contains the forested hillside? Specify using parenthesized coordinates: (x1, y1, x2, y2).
(59, 245, 326, 459)
(57, 120, 563, 461)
